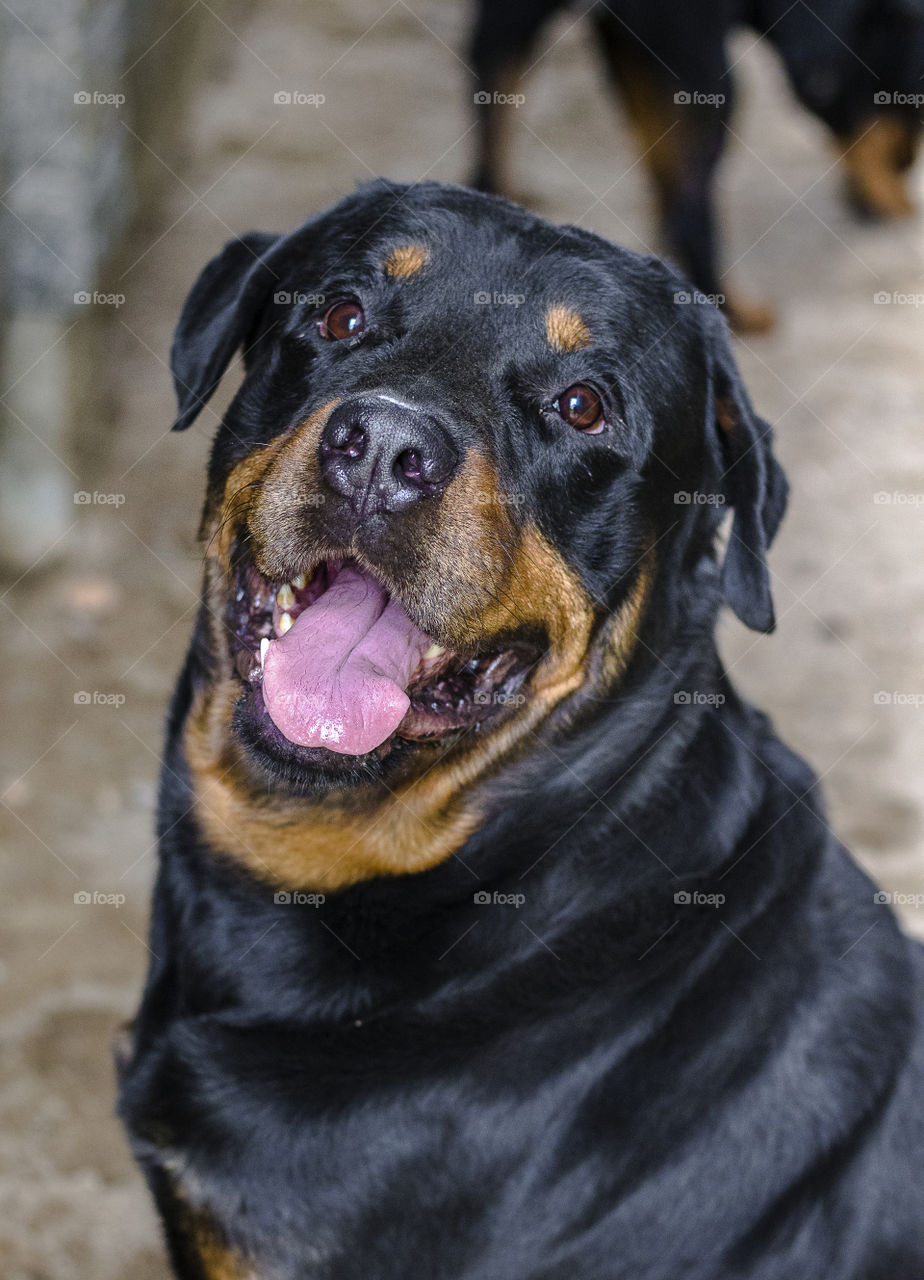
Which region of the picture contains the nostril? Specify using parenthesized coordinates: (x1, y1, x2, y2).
(341, 427, 365, 459)
(322, 424, 366, 461)
(396, 448, 423, 484)
(395, 441, 458, 493)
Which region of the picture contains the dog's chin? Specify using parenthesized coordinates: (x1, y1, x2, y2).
(222, 554, 541, 797)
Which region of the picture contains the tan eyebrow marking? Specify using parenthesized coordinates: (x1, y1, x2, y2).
(545, 304, 592, 353)
(383, 244, 431, 279)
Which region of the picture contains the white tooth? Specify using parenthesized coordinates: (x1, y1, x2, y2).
(277, 583, 295, 610)
(278, 611, 293, 635)
(291, 573, 307, 590)
(423, 643, 446, 660)
(260, 637, 270, 667)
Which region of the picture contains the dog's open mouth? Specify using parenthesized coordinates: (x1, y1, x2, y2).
(228, 558, 536, 758)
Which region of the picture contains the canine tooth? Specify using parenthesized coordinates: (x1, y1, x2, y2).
(277, 583, 296, 610)
(423, 644, 446, 659)
(260, 637, 270, 667)
(291, 573, 307, 590)
(278, 611, 293, 635)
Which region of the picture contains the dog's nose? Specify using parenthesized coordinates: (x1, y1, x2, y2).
(318, 396, 459, 513)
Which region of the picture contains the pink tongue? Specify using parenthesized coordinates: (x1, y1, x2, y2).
(262, 565, 432, 755)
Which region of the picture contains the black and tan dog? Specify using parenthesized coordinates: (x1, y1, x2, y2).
(470, 0, 924, 330)
(118, 181, 924, 1279)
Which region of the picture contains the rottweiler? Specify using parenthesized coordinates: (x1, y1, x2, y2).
(118, 181, 924, 1280)
(470, 0, 924, 331)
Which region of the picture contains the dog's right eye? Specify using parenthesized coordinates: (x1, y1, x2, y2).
(318, 300, 365, 341)
(554, 383, 606, 434)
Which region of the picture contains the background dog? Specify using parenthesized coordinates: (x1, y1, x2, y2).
(470, 0, 924, 330)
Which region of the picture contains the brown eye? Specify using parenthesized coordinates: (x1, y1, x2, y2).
(556, 383, 605, 434)
(318, 300, 365, 340)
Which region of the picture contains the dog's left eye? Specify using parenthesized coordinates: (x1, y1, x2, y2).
(555, 383, 606, 434)
(318, 300, 365, 341)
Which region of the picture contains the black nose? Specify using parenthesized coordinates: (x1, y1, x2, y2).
(319, 396, 459, 514)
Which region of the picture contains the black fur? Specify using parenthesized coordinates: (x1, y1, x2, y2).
(119, 181, 924, 1279)
(469, 0, 924, 319)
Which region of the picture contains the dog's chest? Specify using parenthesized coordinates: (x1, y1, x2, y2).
(140, 1010, 627, 1277)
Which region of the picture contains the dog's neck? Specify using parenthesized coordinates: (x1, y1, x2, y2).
(156, 608, 825, 1028)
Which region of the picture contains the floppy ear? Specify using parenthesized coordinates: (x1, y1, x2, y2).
(170, 232, 281, 431)
(708, 322, 788, 633)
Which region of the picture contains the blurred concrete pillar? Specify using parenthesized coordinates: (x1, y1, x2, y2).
(0, 0, 211, 573)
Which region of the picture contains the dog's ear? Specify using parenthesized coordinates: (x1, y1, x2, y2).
(171, 232, 281, 431)
(707, 318, 788, 633)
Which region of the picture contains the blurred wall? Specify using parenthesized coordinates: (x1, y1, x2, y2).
(0, 0, 219, 572)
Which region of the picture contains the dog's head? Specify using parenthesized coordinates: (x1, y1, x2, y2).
(173, 182, 785, 887)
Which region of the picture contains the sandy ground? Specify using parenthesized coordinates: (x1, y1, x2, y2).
(1, 1, 923, 1275)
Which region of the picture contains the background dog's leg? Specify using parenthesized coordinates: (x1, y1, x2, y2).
(590, 13, 775, 334)
(469, 0, 567, 195)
